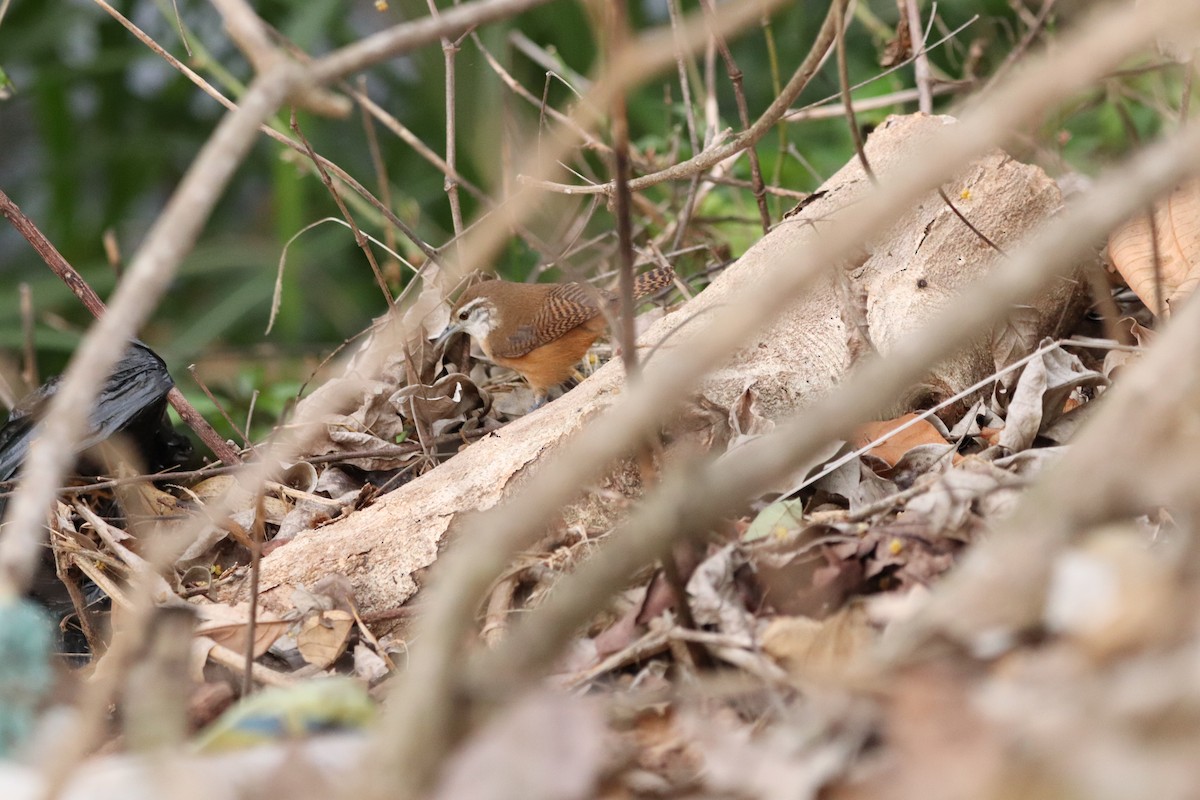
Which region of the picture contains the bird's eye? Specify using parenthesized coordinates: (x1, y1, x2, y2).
(457, 309, 469, 321)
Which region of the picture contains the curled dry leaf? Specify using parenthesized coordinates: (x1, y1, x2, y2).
(990, 304, 1042, 398)
(1102, 318, 1154, 379)
(193, 602, 290, 659)
(850, 413, 955, 471)
(1107, 178, 1200, 316)
(996, 350, 1046, 452)
(686, 545, 754, 645)
(403, 264, 451, 342)
(729, 385, 776, 447)
(807, 456, 900, 511)
(296, 609, 355, 669)
(188, 475, 290, 522)
(352, 642, 390, 683)
(279, 461, 319, 494)
(998, 342, 1107, 452)
(392, 372, 489, 435)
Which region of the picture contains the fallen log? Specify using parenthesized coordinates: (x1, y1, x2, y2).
(235, 113, 1088, 617)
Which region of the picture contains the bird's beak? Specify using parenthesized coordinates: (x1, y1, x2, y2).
(434, 321, 463, 348)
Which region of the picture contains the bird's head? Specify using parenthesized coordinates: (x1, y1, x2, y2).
(437, 283, 501, 349)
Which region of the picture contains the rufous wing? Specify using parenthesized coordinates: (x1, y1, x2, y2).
(494, 282, 607, 358)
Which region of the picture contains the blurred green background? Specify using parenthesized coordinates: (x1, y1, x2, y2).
(0, 0, 1182, 445)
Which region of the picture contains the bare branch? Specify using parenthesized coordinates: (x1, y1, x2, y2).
(520, 0, 847, 196)
(0, 189, 241, 464)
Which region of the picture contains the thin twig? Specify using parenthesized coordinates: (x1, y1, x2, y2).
(242, 491, 265, 697)
(781, 14, 979, 122)
(785, 84, 961, 121)
(1146, 202, 1166, 317)
(290, 110, 395, 305)
(426, 0, 467, 241)
(19, 283, 35, 390)
(357, 77, 402, 282)
(0, 187, 242, 466)
(609, 0, 639, 381)
(666, 0, 702, 252)
(699, 0, 771, 232)
(208, 642, 296, 688)
(937, 187, 1004, 253)
(520, 0, 848, 197)
(52, 538, 105, 657)
(187, 366, 251, 450)
(761, 8, 785, 218)
(836, 0, 875, 183)
(903, 0, 934, 113)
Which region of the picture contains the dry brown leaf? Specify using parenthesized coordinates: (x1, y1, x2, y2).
(193, 602, 289, 659)
(997, 352, 1047, 452)
(1107, 178, 1200, 316)
(898, 466, 999, 542)
(990, 304, 1042, 397)
(296, 609, 355, 669)
(755, 540, 866, 619)
(1103, 318, 1154, 378)
(761, 605, 874, 682)
(851, 414, 952, 469)
(999, 343, 1106, 451)
(686, 545, 754, 644)
(188, 475, 290, 521)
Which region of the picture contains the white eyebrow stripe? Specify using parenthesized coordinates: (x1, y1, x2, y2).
(457, 298, 488, 315)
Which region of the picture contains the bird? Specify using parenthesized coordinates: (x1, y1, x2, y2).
(438, 265, 675, 407)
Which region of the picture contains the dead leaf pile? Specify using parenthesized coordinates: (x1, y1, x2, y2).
(19, 190, 1200, 800)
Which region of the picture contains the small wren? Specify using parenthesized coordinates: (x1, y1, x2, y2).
(438, 265, 674, 405)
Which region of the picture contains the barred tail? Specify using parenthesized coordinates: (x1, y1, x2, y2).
(632, 264, 676, 300)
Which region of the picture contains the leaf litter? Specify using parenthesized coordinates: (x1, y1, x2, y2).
(7, 234, 1200, 800)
